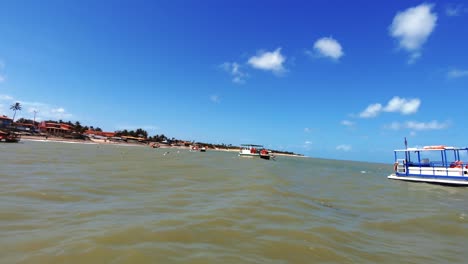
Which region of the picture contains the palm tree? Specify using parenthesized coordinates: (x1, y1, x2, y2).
(10, 102, 22, 122)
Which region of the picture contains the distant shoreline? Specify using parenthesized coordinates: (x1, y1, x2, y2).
(20, 135, 305, 158)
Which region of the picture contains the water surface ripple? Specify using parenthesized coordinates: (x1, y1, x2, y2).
(1, 141, 467, 263)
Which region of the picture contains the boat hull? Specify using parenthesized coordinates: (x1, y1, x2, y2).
(388, 174, 468, 186)
(0, 138, 20, 143)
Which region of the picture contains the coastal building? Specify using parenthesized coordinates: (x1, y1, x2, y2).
(84, 130, 116, 138)
(14, 122, 37, 133)
(0, 115, 13, 128)
(39, 121, 74, 135)
(121, 135, 146, 143)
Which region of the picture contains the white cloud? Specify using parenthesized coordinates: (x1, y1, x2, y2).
(304, 127, 311, 133)
(359, 103, 382, 118)
(221, 62, 247, 84)
(385, 121, 402, 130)
(15, 101, 73, 120)
(303, 140, 312, 150)
(305, 141, 312, 145)
(52, 107, 65, 113)
(248, 48, 286, 74)
(313, 37, 344, 60)
(384, 120, 449, 131)
(383, 96, 421, 115)
(0, 74, 5, 83)
(336, 144, 352, 151)
(209, 95, 220, 103)
(359, 97, 420, 118)
(389, 3, 437, 63)
(448, 69, 468, 79)
(406, 120, 448, 131)
(341, 120, 354, 126)
(0, 94, 13, 100)
(445, 4, 466, 17)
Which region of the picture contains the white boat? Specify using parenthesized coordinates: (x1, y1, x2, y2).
(388, 145, 468, 186)
(239, 144, 273, 160)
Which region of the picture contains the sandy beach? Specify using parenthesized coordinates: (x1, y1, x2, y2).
(19, 135, 304, 157)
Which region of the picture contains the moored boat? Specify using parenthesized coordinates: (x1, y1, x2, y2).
(388, 145, 468, 186)
(239, 144, 273, 160)
(0, 130, 21, 143)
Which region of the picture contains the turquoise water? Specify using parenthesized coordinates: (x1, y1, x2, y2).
(1, 141, 467, 263)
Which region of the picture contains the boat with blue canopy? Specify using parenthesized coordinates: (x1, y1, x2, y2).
(239, 144, 273, 160)
(388, 145, 468, 186)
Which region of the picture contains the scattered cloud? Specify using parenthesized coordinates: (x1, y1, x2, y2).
(312, 37, 344, 60)
(341, 120, 354, 126)
(0, 95, 73, 121)
(303, 140, 312, 150)
(0, 94, 13, 100)
(406, 120, 449, 130)
(447, 69, 468, 79)
(389, 3, 437, 63)
(52, 107, 65, 114)
(0, 74, 5, 83)
(209, 95, 220, 103)
(383, 96, 420, 115)
(445, 4, 466, 17)
(384, 120, 449, 131)
(220, 62, 247, 84)
(21, 101, 72, 120)
(248, 48, 286, 74)
(336, 144, 352, 151)
(384, 121, 402, 130)
(304, 127, 311, 133)
(359, 96, 420, 118)
(359, 103, 382, 118)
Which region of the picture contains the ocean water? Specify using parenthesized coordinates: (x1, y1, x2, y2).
(1, 141, 467, 264)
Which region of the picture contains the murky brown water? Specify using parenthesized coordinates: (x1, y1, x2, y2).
(1, 141, 467, 263)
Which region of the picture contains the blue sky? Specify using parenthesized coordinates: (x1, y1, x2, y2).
(1, 0, 468, 162)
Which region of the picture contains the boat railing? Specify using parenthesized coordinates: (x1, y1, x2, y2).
(402, 160, 468, 177)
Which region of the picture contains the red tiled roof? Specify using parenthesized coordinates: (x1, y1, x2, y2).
(84, 130, 116, 137)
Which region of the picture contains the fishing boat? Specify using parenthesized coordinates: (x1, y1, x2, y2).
(239, 144, 273, 160)
(0, 130, 21, 143)
(388, 145, 468, 186)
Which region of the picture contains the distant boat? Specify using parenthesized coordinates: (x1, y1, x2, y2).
(190, 145, 206, 152)
(239, 144, 273, 160)
(190, 145, 199, 152)
(0, 130, 21, 143)
(388, 145, 468, 186)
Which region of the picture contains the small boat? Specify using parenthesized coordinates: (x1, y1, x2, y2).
(190, 145, 199, 152)
(239, 144, 273, 160)
(0, 130, 21, 143)
(200, 146, 206, 152)
(388, 145, 468, 186)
